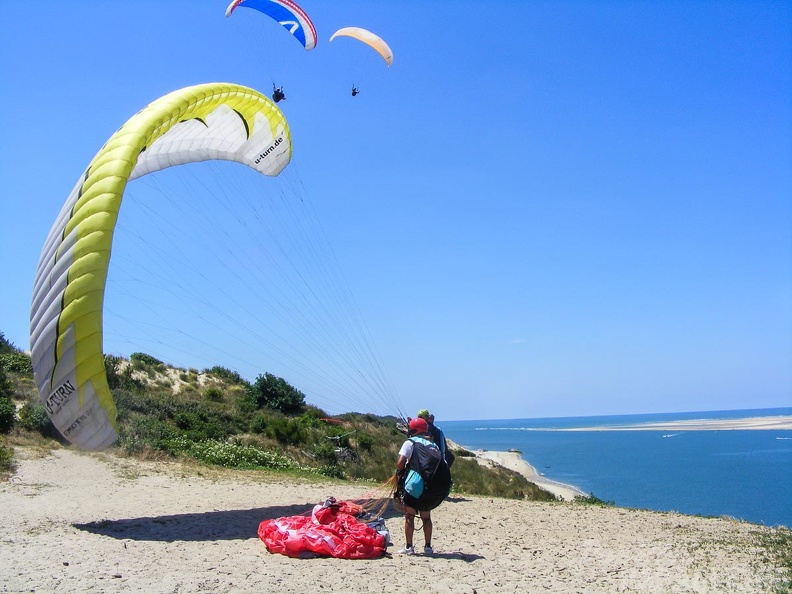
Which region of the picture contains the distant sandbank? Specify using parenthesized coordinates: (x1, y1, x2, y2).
(462, 414, 792, 500)
(555, 415, 792, 432)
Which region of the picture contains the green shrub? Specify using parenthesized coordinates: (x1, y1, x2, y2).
(302, 404, 328, 420)
(117, 417, 178, 453)
(174, 411, 198, 430)
(104, 355, 123, 389)
(0, 366, 14, 399)
(236, 391, 257, 416)
(0, 395, 15, 434)
(0, 352, 33, 375)
(248, 373, 305, 414)
(573, 493, 614, 506)
(298, 408, 322, 428)
(318, 464, 345, 479)
(205, 386, 223, 402)
(171, 409, 231, 441)
(326, 426, 352, 448)
(356, 434, 374, 451)
(17, 401, 55, 436)
(313, 441, 338, 464)
(266, 416, 307, 445)
(130, 352, 164, 367)
(249, 412, 269, 434)
(206, 366, 248, 386)
(0, 438, 14, 474)
(114, 389, 173, 420)
(0, 332, 18, 355)
(105, 358, 144, 392)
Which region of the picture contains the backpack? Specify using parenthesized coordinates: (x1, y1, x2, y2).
(429, 425, 455, 467)
(403, 437, 443, 498)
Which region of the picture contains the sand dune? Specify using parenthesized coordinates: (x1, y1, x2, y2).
(1, 447, 787, 593)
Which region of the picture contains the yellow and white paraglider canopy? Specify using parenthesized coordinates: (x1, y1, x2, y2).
(30, 82, 292, 450)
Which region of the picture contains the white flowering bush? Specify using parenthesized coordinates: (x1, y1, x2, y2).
(167, 436, 314, 472)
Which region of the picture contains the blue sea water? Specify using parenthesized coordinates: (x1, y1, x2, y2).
(441, 408, 792, 528)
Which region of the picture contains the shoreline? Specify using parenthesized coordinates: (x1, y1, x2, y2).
(471, 449, 586, 501)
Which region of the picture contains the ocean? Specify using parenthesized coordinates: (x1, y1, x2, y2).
(441, 407, 792, 528)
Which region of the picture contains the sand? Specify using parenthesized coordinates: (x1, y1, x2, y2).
(473, 450, 585, 501)
(1, 446, 788, 593)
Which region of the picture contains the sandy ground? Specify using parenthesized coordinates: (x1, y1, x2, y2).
(2, 447, 788, 594)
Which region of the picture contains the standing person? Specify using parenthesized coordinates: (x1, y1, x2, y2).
(395, 417, 452, 555)
(417, 409, 454, 467)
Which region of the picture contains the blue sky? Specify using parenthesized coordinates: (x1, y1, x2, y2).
(1, 1, 790, 420)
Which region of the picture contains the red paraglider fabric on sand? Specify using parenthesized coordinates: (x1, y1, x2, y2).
(258, 500, 386, 559)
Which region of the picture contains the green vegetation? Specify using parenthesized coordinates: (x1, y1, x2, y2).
(17, 401, 56, 436)
(0, 366, 17, 434)
(754, 527, 792, 594)
(1, 332, 26, 476)
(0, 438, 13, 476)
(0, 332, 18, 354)
(247, 372, 306, 414)
(0, 330, 560, 501)
(130, 352, 164, 368)
(572, 493, 615, 506)
(449, 456, 556, 500)
(0, 352, 33, 375)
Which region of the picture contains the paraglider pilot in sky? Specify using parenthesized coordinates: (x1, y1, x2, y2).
(351, 86, 360, 97)
(272, 85, 286, 103)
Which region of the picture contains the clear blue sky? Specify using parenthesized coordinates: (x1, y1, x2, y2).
(1, 1, 790, 420)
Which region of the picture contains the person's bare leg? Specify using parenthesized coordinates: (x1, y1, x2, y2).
(420, 510, 432, 548)
(403, 505, 416, 548)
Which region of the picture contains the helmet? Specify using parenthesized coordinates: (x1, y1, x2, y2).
(408, 417, 428, 435)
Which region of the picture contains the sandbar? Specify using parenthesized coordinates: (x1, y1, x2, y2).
(557, 415, 792, 432)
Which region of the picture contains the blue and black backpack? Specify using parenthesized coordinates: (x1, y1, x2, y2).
(402, 437, 451, 509)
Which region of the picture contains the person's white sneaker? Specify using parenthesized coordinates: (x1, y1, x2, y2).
(423, 545, 433, 556)
(397, 545, 415, 555)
